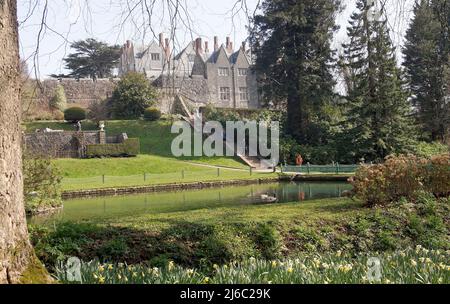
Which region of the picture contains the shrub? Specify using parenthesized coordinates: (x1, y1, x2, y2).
(64, 107, 87, 122)
(111, 72, 158, 119)
(86, 138, 140, 158)
(53, 110, 65, 121)
(144, 107, 162, 121)
(23, 153, 63, 215)
(49, 84, 67, 112)
(415, 142, 449, 158)
(423, 154, 450, 198)
(350, 154, 449, 207)
(88, 100, 110, 122)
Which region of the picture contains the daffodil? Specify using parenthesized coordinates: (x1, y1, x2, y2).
(203, 277, 210, 284)
(98, 275, 105, 284)
(287, 267, 293, 274)
(411, 259, 417, 267)
(98, 265, 105, 273)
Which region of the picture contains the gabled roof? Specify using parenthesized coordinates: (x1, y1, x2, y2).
(230, 48, 251, 65)
(206, 45, 229, 64)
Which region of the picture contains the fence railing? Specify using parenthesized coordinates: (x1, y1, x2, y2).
(61, 167, 273, 190)
(281, 164, 359, 174)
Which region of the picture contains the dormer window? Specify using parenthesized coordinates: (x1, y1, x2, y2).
(151, 53, 160, 61)
(218, 68, 230, 76)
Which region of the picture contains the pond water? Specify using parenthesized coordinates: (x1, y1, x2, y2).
(29, 182, 352, 225)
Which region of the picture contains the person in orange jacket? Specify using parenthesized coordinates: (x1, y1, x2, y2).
(296, 154, 304, 166)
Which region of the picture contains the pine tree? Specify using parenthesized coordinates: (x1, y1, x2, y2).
(341, 0, 416, 162)
(251, 0, 341, 144)
(403, 0, 450, 142)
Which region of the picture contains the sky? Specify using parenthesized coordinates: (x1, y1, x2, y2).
(18, 0, 415, 79)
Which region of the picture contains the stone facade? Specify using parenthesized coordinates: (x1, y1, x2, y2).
(119, 35, 261, 110)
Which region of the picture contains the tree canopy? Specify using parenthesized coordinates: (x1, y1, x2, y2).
(58, 38, 121, 79)
(340, 0, 417, 162)
(403, 0, 450, 142)
(250, 0, 341, 145)
(111, 72, 158, 119)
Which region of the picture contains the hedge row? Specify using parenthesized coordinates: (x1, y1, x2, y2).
(86, 138, 140, 158)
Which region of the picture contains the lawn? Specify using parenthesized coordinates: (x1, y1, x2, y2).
(25, 120, 270, 191)
(25, 120, 248, 169)
(30, 193, 450, 273)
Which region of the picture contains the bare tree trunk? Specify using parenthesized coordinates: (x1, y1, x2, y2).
(0, 0, 34, 284)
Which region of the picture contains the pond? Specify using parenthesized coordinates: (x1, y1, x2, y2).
(29, 182, 352, 225)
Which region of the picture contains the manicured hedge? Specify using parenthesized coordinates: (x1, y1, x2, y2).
(86, 138, 140, 158)
(144, 107, 162, 121)
(64, 107, 87, 122)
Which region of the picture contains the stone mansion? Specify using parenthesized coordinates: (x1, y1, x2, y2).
(118, 34, 260, 110)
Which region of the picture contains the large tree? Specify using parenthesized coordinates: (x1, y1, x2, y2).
(60, 38, 121, 79)
(0, 0, 43, 283)
(341, 0, 416, 162)
(250, 0, 341, 144)
(403, 0, 450, 142)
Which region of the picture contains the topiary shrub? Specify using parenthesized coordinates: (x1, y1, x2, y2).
(144, 107, 162, 121)
(64, 107, 87, 122)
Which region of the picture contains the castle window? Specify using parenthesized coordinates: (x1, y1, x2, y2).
(151, 53, 160, 61)
(219, 87, 231, 101)
(218, 68, 230, 77)
(238, 68, 248, 76)
(239, 87, 249, 101)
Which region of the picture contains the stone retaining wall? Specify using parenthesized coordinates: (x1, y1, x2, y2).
(62, 178, 281, 199)
(24, 131, 102, 158)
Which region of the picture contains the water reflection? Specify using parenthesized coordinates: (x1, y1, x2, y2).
(29, 182, 352, 225)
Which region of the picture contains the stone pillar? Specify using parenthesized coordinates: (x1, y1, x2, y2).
(99, 131, 106, 144)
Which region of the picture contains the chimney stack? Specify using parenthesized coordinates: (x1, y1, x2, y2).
(214, 36, 219, 51)
(205, 41, 209, 53)
(159, 33, 164, 48)
(165, 38, 171, 59)
(241, 41, 246, 51)
(229, 42, 234, 52)
(195, 37, 203, 55)
(226, 37, 231, 49)
(126, 40, 132, 48)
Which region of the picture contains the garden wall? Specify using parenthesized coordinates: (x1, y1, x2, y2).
(24, 131, 102, 158)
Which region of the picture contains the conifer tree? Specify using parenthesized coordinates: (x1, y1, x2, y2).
(251, 0, 341, 144)
(403, 0, 450, 142)
(341, 0, 416, 162)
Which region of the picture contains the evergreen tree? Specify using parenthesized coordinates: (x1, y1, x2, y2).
(403, 0, 450, 142)
(251, 0, 341, 144)
(60, 39, 121, 79)
(341, 0, 416, 162)
(111, 72, 158, 119)
(49, 84, 67, 112)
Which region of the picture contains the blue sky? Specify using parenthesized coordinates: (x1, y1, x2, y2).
(18, 0, 414, 79)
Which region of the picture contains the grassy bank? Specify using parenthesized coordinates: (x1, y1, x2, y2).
(54, 155, 276, 191)
(25, 120, 247, 169)
(30, 193, 449, 273)
(25, 120, 275, 191)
